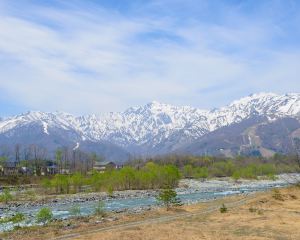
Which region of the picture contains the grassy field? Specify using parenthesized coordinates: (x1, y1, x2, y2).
(1, 186, 300, 240)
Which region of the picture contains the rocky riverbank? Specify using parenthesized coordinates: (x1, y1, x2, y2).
(1, 173, 299, 212)
(0, 173, 299, 233)
(0, 189, 159, 212)
(178, 173, 300, 193)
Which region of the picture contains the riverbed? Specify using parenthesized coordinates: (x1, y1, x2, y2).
(0, 173, 299, 232)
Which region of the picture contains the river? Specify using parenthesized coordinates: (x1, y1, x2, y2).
(0, 173, 299, 232)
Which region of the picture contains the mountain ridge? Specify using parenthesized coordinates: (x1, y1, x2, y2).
(0, 92, 300, 160)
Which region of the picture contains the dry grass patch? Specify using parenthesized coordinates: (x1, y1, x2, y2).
(1, 187, 300, 240)
(74, 187, 300, 240)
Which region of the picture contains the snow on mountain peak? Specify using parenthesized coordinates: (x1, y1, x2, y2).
(0, 93, 299, 150)
(229, 92, 277, 107)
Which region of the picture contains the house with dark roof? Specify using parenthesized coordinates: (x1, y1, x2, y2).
(93, 161, 118, 172)
(2, 162, 19, 176)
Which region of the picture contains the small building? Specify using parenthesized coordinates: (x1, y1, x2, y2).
(93, 161, 117, 172)
(44, 165, 58, 175)
(19, 166, 33, 175)
(60, 168, 70, 174)
(41, 161, 59, 175)
(2, 162, 19, 176)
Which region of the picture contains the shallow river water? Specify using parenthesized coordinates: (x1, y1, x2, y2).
(0, 174, 299, 232)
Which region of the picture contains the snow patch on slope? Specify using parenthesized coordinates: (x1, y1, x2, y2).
(0, 93, 299, 152)
(42, 122, 49, 135)
(73, 142, 80, 150)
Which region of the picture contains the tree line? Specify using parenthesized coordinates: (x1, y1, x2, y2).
(1, 144, 300, 191)
(0, 144, 100, 176)
(127, 154, 300, 180)
(38, 155, 299, 195)
(41, 162, 180, 194)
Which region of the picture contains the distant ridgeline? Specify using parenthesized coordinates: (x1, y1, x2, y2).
(0, 93, 299, 162)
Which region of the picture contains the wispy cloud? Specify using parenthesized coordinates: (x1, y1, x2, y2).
(0, 0, 299, 115)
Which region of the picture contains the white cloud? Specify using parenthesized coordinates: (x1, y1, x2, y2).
(0, 0, 299, 115)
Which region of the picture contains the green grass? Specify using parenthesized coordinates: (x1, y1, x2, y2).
(0, 212, 25, 224)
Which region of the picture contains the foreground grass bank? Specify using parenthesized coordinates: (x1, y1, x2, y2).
(1, 186, 299, 240)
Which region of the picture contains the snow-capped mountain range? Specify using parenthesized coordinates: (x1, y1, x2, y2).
(0, 92, 300, 161)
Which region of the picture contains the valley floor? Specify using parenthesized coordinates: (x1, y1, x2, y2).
(2, 186, 300, 240)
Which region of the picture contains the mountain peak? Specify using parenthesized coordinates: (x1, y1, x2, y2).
(0, 93, 299, 153)
(228, 92, 278, 107)
(248, 92, 277, 98)
(150, 100, 161, 105)
(145, 100, 169, 108)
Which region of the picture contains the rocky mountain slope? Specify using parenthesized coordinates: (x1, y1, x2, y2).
(0, 92, 299, 161)
(177, 116, 300, 157)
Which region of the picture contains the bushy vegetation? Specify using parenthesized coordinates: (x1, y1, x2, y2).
(248, 207, 257, 213)
(0, 212, 25, 224)
(219, 203, 228, 213)
(41, 163, 181, 194)
(1, 154, 299, 196)
(94, 201, 106, 217)
(156, 188, 181, 210)
(230, 163, 277, 180)
(182, 165, 208, 179)
(42, 160, 279, 196)
(36, 207, 53, 224)
(177, 160, 286, 180)
(272, 189, 284, 201)
(0, 189, 13, 204)
(134, 154, 300, 181)
(90, 163, 180, 191)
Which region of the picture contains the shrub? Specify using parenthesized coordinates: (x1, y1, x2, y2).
(41, 178, 52, 193)
(51, 174, 71, 194)
(0, 189, 13, 204)
(239, 166, 257, 179)
(248, 207, 257, 213)
(289, 194, 297, 200)
(0, 212, 25, 224)
(71, 173, 85, 193)
(36, 207, 53, 224)
(257, 209, 264, 215)
(267, 173, 277, 181)
(107, 185, 114, 197)
(232, 171, 241, 181)
(0, 217, 9, 224)
(183, 165, 193, 178)
(69, 204, 81, 217)
(156, 188, 181, 210)
(90, 171, 103, 191)
(272, 189, 284, 201)
(210, 161, 235, 177)
(193, 167, 208, 179)
(260, 164, 276, 176)
(94, 201, 106, 217)
(220, 203, 227, 213)
(11, 212, 25, 223)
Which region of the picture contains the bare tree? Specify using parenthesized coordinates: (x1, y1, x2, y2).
(14, 144, 20, 163)
(31, 145, 47, 176)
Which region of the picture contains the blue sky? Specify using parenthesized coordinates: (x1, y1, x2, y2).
(0, 0, 300, 116)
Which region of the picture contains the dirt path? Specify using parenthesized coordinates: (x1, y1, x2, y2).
(71, 187, 300, 240)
